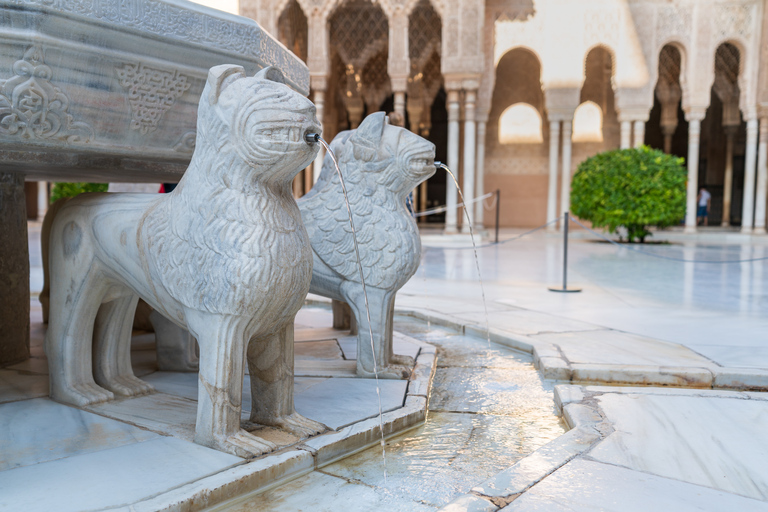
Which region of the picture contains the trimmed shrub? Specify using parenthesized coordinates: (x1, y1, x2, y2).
(50, 182, 108, 203)
(570, 146, 686, 243)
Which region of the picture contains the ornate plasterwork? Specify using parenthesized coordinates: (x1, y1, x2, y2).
(714, 3, 755, 40)
(0, 46, 93, 143)
(8, 0, 308, 93)
(656, 4, 692, 44)
(116, 63, 191, 135)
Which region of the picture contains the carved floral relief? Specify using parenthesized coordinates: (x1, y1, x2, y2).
(0, 46, 94, 143)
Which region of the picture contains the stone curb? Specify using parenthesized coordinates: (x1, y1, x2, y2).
(396, 307, 768, 392)
(122, 332, 437, 512)
(438, 384, 610, 511)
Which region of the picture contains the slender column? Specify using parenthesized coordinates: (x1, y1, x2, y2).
(546, 120, 560, 231)
(633, 120, 645, 148)
(753, 118, 768, 233)
(312, 89, 325, 184)
(620, 120, 631, 149)
(474, 120, 487, 229)
(445, 89, 461, 234)
(722, 126, 736, 226)
(394, 91, 406, 120)
(0, 172, 30, 366)
(559, 119, 573, 229)
(741, 118, 759, 233)
(37, 181, 48, 220)
(461, 90, 477, 233)
(684, 115, 703, 233)
(662, 126, 675, 154)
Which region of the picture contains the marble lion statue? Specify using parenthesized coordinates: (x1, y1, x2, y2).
(299, 112, 436, 378)
(45, 64, 324, 458)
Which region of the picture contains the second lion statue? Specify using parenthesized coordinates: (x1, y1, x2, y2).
(300, 112, 436, 378)
(45, 64, 325, 458)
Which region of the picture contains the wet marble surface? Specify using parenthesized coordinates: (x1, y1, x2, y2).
(502, 459, 768, 512)
(590, 390, 768, 501)
(223, 319, 566, 511)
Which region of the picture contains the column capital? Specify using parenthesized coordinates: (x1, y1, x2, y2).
(443, 73, 481, 92)
(310, 74, 328, 92)
(683, 107, 707, 122)
(390, 76, 409, 93)
(616, 108, 650, 123)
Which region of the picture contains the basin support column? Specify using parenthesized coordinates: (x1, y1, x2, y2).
(0, 172, 30, 367)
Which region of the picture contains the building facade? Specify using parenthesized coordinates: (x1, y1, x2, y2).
(239, 0, 768, 233)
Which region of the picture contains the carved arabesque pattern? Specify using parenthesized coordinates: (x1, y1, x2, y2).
(407, 0, 441, 130)
(361, 50, 391, 111)
(0, 46, 93, 143)
(330, 0, 388, 69)
(278, 0, 308, 62)
(713, 42, 741, 104)
(657, 45, 681, 87)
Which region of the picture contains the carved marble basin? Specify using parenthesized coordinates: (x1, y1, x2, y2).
(0, 0, 308, 182)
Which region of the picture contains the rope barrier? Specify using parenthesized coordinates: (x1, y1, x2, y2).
(422, 216, 560, 250)
(569, 217, 768, 264)
(414, 191, 495, 218)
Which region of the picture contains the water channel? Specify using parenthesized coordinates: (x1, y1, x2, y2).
(216, 310, 565, 511)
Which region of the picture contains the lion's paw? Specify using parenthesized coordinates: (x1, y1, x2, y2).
(390, 354, 415, 367)
(275, 413, 327, 438)
(108, 375, 155, 397)
(212, 430, 277, 459)
(53, 382, 115, 407)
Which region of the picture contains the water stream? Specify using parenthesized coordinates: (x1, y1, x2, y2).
(307, 133, 388, 482)
(435, 162, 492, 347)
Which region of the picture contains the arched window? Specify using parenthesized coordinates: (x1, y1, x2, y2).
(572, 101, 603, 142)
(498, 103, 543, 144)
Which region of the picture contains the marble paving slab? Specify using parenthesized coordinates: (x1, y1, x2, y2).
(0, 398, 157, 471)
(336, 333, 422, 362)
(295, 328, 343, 342)
(294, 339, 344, 360)
(532, 329, 718, 367)
(295, 359, 357, 377)
(503, 459, 768, 512)
(293, 378, 408, 430)
(0, 370, 48, 404)
(458, 308, 600, 336)
(0, 437, 242, 512)
(589, 391, 768, 501)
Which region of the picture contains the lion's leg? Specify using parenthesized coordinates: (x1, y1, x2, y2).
(247, 322, 326, 437)
(341, 283, 411, 380)
(46, 257, 114, 407)
(93, 293, 155, 397)
(150, 310, 199, 372)
(186, 310, 276, 458)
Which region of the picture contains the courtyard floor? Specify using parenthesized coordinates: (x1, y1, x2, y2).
(10, 223, 768, 511)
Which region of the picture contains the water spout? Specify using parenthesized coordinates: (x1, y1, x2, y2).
(435, 161, 491, 347)
(306, 132, 389, 482)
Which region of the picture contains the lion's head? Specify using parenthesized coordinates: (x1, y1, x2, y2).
(196, 64, 320, 183)
(334, 112, 436, 197)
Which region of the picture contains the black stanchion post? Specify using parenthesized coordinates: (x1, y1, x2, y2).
(495, 189, 500, 243)
(549, 212, 582, 293)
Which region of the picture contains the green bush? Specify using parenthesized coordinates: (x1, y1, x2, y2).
(50, 182, 108, 203)
(570, 146, 686, 243)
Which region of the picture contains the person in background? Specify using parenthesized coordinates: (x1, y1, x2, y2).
(697, 186, 711, 226)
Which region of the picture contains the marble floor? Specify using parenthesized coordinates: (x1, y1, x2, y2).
(17, 223, 768, 511)
(0, 304, 429, 511)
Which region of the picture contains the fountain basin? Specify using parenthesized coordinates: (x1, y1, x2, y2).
(0, 0, 308, 182)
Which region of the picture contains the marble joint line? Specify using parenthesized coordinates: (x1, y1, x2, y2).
(397, 308, 768, 392)
(126, 333, 437, 512)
